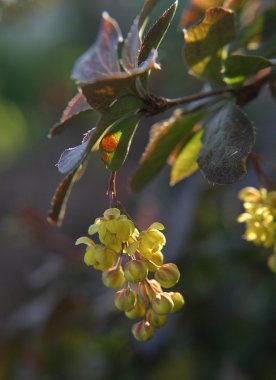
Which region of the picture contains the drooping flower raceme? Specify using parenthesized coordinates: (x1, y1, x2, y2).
(237, 186, 276, 272)
(76, 208, 185, 341)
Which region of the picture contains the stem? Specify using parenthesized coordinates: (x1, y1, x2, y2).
(250, 151, 275, 190)
(161, 87, 235, 108)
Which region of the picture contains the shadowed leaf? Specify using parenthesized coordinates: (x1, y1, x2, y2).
(57, 96, 144, 175)
(224, 54, 275, 85)
(138, 1, 178, 65)
(131, 110, 206, 191)
(180, 0, 224, 28)
(184, 7, 235, 83)
(170, 129, 202, 185)
(49, 93, 92, 138)
(47, 169, 79, 226)
(121, 16, 140, 72)
(197, 103, 255, 184)
(71, 12, 122, 83)
(140, 0, 161, 28)
(105, 114, 141, 171)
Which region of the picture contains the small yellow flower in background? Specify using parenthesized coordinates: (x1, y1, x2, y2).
(238, 186, 276, 272)
(88, 208, 135, 252)
(75, 209, 185, 341)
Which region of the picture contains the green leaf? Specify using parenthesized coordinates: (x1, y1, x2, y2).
(183, 7, 235, 83)
(130, 110, 206, 191)
(170, 129, 202, 186)
(57, 95, 144, 175)
(138, 1, 178, 65)
(197, 103, 255, 184)
(105, 114, 141, 171)
(224, 54, 275, 85)
(49, 93, 92, 138)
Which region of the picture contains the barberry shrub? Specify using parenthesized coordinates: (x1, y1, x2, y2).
(48, 0, 276, 340)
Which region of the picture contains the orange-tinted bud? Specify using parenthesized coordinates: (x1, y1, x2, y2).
(124, 260, 148, 283)
(132, 321, 155, 342)
(100, 134, 118, 153)
(114, 288, 137, 312)
(151, 292, 174, 315)
(102, 265, 125, 288)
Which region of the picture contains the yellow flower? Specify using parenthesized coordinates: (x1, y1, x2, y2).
(88, 208, 135, 252)
(238, 187, 276, 249)
(138, 223, 166, 259)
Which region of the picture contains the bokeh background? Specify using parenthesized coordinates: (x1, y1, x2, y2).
(0, 1, 276, 379)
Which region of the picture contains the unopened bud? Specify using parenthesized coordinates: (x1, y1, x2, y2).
(132, 321, 154, 342)
(151, 292, 174, 315)
(125, 297, 146, 319)
(168, 292, 185, 313)
(154, 263, 180, 288)
(146, 308, 167, 328)
(102, 265, 125, 288)
(124, 260, 148, 283)
(114, 288, 137, 312)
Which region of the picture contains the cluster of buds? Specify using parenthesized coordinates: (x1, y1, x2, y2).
(237, 186, 276, 273)
(76, 208, 185, 341)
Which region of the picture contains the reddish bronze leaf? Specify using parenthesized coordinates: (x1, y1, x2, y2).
(71, 12, 122, 83)
(49, 93, 91, 138)
(47, 169, 78, 226)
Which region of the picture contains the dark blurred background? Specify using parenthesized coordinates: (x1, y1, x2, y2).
(0, 1, 276, 379)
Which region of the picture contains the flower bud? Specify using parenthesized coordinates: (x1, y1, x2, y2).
(124, 260, 148, 283)
(151, 292, 174, 315)
(142, 251, 164, 272)
(168, 292, 185, 313)
(267, 254, 276, 274)
(146, 308, 167, 328)
(114, 288, 137, 312)
(138, 280, 161, 303)
(125, 297, 146, 319)
(102, 266, 125, 288)
(132, 321, 154, 342)
(154, 263, 180, 288)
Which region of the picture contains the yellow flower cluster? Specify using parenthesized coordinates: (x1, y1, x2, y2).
(76, 208, 185, 341)
(237, 187, 276, 272)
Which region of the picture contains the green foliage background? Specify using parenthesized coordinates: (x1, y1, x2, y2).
(0, 1, 275, 379)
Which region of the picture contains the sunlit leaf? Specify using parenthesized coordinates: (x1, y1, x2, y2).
(224, 54, 275, 85)
(197, 102, 255, 184)
(170, 129, 202, 185)
(80, 49, 159, 111)
(180, 0, 224, 28)
(130, 110, 206, 191)
(139, 1, 178, 65)
(104, 114, 141, 171)
(57, 96, 144, 175)
(183, 7, 235, 83)
(71, 12, 122, 83)
(49, 93, 92, 138)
